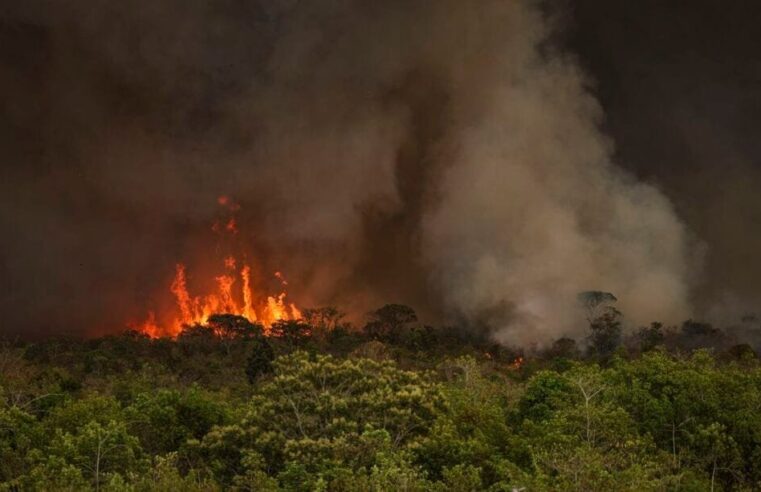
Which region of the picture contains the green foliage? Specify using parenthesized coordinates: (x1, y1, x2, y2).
(417, 357, 516, 481)
(125, 387, 229, 455)
(34, 419, 143, 489)
(609, 350, 761, 487)
(130, 454, 220, 492)
(198, 351, 444, 487)
(0, 403, 41, 484)
(44, 396, 124, 435)
(3, 325, 761, 491)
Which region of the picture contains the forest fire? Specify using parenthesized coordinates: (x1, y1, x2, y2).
(133, 196, 302, 338)
(135, 261, 301, 339)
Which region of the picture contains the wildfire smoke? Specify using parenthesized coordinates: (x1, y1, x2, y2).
(0, 0, 709, 343)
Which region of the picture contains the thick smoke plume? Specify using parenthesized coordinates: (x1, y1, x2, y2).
(569, 0, 761, 325)
(0, 1, 696, 342)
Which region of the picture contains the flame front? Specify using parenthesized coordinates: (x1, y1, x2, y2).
(133, 196, 301, 338)
(137, 260, 302, 338)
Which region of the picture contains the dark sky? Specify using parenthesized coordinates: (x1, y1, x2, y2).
(569, 0, 761, 311)
(1, 1, 761, 337)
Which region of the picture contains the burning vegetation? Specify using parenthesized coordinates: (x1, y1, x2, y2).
(3, 0, 761, 489)
(133, 197, 301, 338)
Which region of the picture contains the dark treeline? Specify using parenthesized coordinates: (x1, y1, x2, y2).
(2, 302, 761, 490)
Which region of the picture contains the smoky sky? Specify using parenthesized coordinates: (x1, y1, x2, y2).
(567, 0, 761, 321)
(0, 0, 759, 340)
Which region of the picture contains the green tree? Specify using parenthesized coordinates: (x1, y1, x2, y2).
(609, 350, 761, 489)
(516, 365, 679, 490)
(416, 357, 516, 484)
(44, 396, 124, 436)
(0, 403, 41, 484)
(38, 420, 143, 490)
(125, 388, 229, 455)
(131, 453, 220, 492)
(198, 352, 444, 487)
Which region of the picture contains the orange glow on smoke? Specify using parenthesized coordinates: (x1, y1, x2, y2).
(131, 195, 301, 338)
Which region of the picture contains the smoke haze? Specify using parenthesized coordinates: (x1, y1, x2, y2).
(3, 0, 755, 341)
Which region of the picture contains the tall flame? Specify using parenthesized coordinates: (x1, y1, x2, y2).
(139, 260, 301, 337)
(132, 195, 301, 338)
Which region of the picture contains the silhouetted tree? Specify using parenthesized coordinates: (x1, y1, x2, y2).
(302, 306, 347, 341)
(678, 320, 725, 351)
(545, 337, 580, 360)
(363, 304, 418, 343)
(577, 291, 622, 361)
(177, 324, 217, 355)
(637, 322, 665, 353)
(205, 314, 264, 355)
(722, 343, 757, 363)
(246, 337, 275, 384)
(206, 314, 264, 340)
(270, 319, 312, 349)
(587, 309, 622, 361)
(577, 291, 618, 323)
(399, 325, 438, 351)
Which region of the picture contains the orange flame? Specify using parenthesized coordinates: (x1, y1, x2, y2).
(241, 265, 256, 322)
(134, 260, 302, 338)
(139, 311, 161, 339)
(132, 195, 301, 338)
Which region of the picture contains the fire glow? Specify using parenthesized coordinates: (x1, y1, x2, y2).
(134, 196, 301, 338)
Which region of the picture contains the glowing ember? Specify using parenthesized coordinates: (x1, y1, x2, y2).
(132, 196, 301, 338)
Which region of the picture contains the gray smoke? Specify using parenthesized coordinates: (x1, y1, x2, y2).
(0, 0, 698, 341)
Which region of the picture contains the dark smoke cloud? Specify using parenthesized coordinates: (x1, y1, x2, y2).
(1, 0, 752, 341)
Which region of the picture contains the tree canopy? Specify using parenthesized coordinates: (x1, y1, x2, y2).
(2, 306, 761, 490)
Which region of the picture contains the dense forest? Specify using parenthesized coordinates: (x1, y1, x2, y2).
(2, 302, 761, 491)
